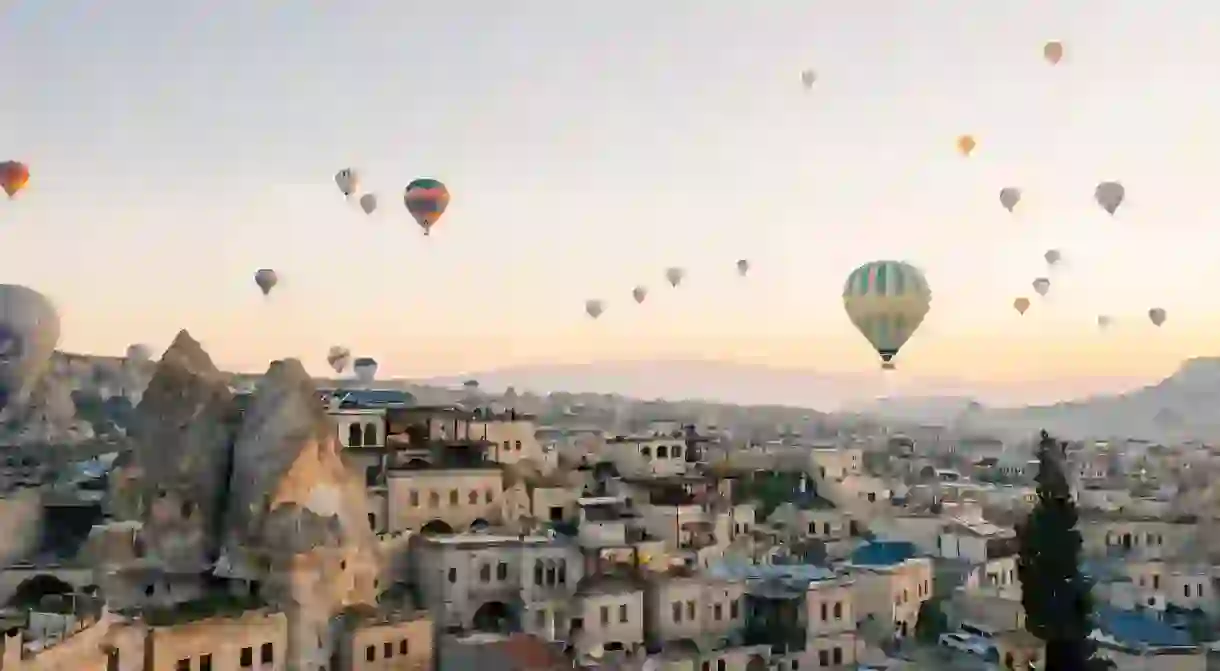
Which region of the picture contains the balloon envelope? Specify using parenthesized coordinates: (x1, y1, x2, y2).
(1013, 297, 1031, 315)
(632, 287, 647, 304)
(736, 259, 750, 276)
(125, 343, 152, 363)
(956, 135, 976, 156)
(999, 187, 1021, 212)
(1097, 315, 1113, 329)
(353, 357, 378, 383)
(1044, 249, 1062, 266)
(842, 260, 931, 369)
(1148, 308, 1166, 327)
(1033, 278, 1050, 296)
(585, 300, 605, 319)
(334, 168, 358, 197)
(1043, 41, 1064, 65)
(800, 70, 816, 88)
(327, 346, 351, 373)
(254, 269, 278, 296)
(0, 285, 60, 411)
(1095, 181, 1125, 215)
(0, 161, 30, 199)
(359, 193, 377, 215)
(665, 267, 685, 287)
(404, 178, 451, 235)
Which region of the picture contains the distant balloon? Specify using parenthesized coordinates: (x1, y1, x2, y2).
(327, 346, 352, 374)
(736, 259, 750, 276)
(334, 168, 359, 197)
(800, 69, 817, 89)
(1095, 181, 1125, 215)
(1148, 308, 1167, 327)
(0, 161, 30, 199)
(1032, 277, 1050, 297)
(1013, 297, 1031, 315)
(1097, 315, 1113, 329)
(999, 187, 1022, 213)
(254, 269, 278, 296)
(585, 299, 605, 319)
(842, 260, 932, 370)
(359, 193, 377, 215)
(1044, 249, 1062, 266)
(353, 357, 378, 383)
(632, 286, 647, 304)
(125, 343, 152, 364)
(665, 267, 685, 288)
(0, 285, 60, 411)
(1043, 41, 1064, 65)
(956, 135, 977, 157)
(404, 178, 451, 235)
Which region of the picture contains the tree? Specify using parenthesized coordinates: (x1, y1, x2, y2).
(1017, 430, 1113, 671)
(914, 598, 949, 643)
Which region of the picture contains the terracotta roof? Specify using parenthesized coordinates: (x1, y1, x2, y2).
(495, 634, 569, 669)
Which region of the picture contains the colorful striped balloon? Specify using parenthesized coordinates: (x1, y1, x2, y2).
(403, 178, 450, 235)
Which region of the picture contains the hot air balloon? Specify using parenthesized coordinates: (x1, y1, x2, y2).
(404, 178, 451, 235)
(585, 299, 605, 319)
(353, 357, 378, 384)
(1044, 249, 1062, 266)
(1097, 315, 1113, 329)
(1013, 297, 1031, 315)
(1043, 41, 1064, 65)
(359, 193, 377, 215)
(665, 267, 685, 288)
(0, 161, 30, 199)
(632, 287, 647, 304)
(736, 259, 750, 276)
(327, 346, 351, 373)
(999, 187, 1021, 212)
(1148, 308, 1166, 327)
(1033, 277, 1050, 296)
(335, 168, 359, 197)
(956, 135, 976, 157)
(0, 285, 60, 411)
(842, 260, 932, 370)
(1095, 181, 1125, 215)
(254, 269, 278, 296)
(125, 343, 152, 364)
(800, 69, 816, 89)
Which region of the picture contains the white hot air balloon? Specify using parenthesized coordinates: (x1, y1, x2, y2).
(327, 346, 351, 373)
(335, 168, 359, 197)
(585, 299, 605, 319)
(1148, 308, 1166, 327)
(632, 287, 647, 304)
(1033, 277, 1050, 296)
(736, 259, 750, 276)
(999, 187, 1022, 213)
(1095, 181, 1125, 215)
(353, 357, 378, 384)
(665, 267, 685, 288)
(800, 69, 817, 89)
(359, 193, 377, 215)
(0, 285, 61, 412)
(1044, 249, 1062, 266)
(1097, 315, 1113, 329)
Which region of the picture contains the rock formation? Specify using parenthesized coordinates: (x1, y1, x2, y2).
(0, 367, 94, 444)
(131, 329, 237, 572)
(220, 357, 380, 671)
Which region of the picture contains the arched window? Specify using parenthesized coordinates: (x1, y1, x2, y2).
(468, 491, 479, 505)
(364, 423, 379, 445)
(657, 445, 668, 459)
(832, 602, 842, 619)
(545, 562, 557, 586)
(641, 446, 652, 458)
(348, 423, 364, 447)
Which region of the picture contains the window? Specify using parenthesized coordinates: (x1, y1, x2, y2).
(401, 639, 409, 655)
(642, 446, 652, 458)
(449, 489, 459, 505)
(686, 601, 695, 620)
(702, 663, 710, 671)
(365, 422, 378, 444)
(384, 642, 394, 658)
(480, 564, 491, 582)
(818, 650, 829, 666)
(832, 648, 842, 665)
(808, 522, 817, 534)
(241, 646, 254, 668)
(833, 602, 842, 619)
(367, 512, 376, 530)
(515, 440, 522, 451)
(200, 654, 212, 671)
(546, 565, 557, 586)
(537, 610, 547, 629)
(534, 562, 544, 585)
(820, 603, 828, 621)
(558, 560, 567, 584)
(261, 643, 273, 664)
(657, 445, 668, 458)
(730, 599, 739, 619)
(619, 604, 628, 623)
(601, 606, 610, 625)
(348, 423, 363, 447)
(429, 491, 440, 508)
(717, 661, 726, 671)
(176, 660, 190, 671)
(823, 522, 831, 534)
(107, 650, 121, 671)
(497, 562, 508, 581)
(673, 445, 682, 458)
(409, 491, 419, 507)
(469, 491, 479, 504)
(1185, 585, 1191, 597)
(485, 489, 494, 504)
(503, 440, 512, 452)
(1198, 584, 1204, 597)
(672, 602, 682, 622)
(1154, 575, 1161, 589)
(144, 584, 154, 596)
(366, 645, 375, 662)
(448, 568, 457, 583)
(714, 603, 723, 620)
(792, 661, 800, 670)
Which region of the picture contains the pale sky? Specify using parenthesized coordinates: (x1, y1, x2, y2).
(2, 1, 1219, 387)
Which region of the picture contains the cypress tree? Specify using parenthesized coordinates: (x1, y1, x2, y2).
(1016, 430, 1112, 670)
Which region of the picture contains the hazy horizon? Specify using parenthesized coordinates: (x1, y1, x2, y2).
(5, 2, 1219, 398)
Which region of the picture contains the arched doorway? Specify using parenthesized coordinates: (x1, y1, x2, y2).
(8, 574, 75, 609)
(746, 655, 767, 671)
(421, 519, 454, 535)
(472, 600, 512, 632)
(469, 518, 490, 533)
